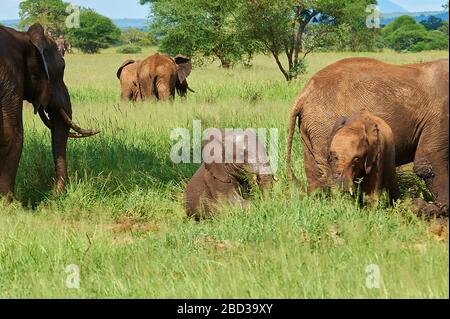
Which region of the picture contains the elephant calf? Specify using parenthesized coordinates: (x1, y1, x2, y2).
(184, 129, 275, 219)
(117, 59, 142, 102)
(327, 110, 399, 202)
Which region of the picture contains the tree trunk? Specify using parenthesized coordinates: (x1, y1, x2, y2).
(218, 55, 231, 69)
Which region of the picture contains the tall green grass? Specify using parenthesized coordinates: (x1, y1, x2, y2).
(0, 48, 448, 298)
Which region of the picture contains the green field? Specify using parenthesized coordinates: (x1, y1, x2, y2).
(0, 48, 448, 298)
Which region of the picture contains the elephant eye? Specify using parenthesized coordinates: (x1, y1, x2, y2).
(328, 152, 338, 164)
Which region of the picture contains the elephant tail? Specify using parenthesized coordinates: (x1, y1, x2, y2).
(287, 97, 303, 183)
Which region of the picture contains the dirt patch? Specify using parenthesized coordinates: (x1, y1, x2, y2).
(112, 219, 160, 234)
(193, 235, 241, 252)
(329, 224, 345, 246)
(428, 219, 449, 242)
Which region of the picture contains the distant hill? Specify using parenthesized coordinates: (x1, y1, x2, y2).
(0, 18, 148, 31)
(381, 11, 449, 26)
(112, 19, 149, 31)
(0, 19, 20, 28)
(1, 10, 448, 31)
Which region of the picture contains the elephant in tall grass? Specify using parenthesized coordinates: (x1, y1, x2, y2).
(287, 57, 449, 216)
(117, 53, 194, 102)
(184, 129, 275, 219)
(0, 23, 100, 200)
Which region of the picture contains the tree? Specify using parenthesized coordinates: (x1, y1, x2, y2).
(381, 15, 417, 38)
(420, 16, 444, 31)
(439, 21, 449, 36)
(382, 15, 448, 52)
(141, 0, 260, 68)
(236, 0, 377, 81)
(66, 9, 121, 53)
(18, 0, 69, 35)
(121, 27, 154, 46)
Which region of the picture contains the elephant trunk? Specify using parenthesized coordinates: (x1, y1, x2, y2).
(48, 108, 69, 194)
(257, 173, 275, 195)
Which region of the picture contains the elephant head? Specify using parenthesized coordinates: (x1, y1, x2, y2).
(24, 24, 100, 193)
(55, 36, 68, 57)
(174, 54, 194, 97)
(327, 112, 380, 194)
(203, 129, 275, 194)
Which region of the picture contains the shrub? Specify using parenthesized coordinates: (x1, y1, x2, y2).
(117, 45, 143, 54)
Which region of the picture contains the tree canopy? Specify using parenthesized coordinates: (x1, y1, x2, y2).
(19, 0, 69, 35)
(382, 15, 448, 52)
(142, 0, 378, 81)
(65, 8, 121, 53)
(145, 0, 258, 68)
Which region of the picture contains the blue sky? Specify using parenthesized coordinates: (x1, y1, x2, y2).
(0, 0, 149, 20)
(0, 0, 447, 20)
(390, 0, 447, 12)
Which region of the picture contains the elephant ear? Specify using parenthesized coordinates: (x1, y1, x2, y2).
(117, 59, 135, 79)
(364, 121, 381, 175)
(27, 23, 49, 80)
(327, 116, 347, 149)
(174, 54, 192, 84)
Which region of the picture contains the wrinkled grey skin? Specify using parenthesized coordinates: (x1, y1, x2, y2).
(184, 129, 275, 219)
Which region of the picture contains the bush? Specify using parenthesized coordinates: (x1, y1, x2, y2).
(116, 45, 143, 54)
(121, 27, 154, 47)
(66, 9, 121, 53)
(382, 15, 449, 52)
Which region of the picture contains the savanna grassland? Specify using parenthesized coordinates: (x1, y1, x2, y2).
(0, 48, 448, 298)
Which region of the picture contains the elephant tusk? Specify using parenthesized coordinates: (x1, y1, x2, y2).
(38, 108, 52, 130)
(58, 108, 101, 138)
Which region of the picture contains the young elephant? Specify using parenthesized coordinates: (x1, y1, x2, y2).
(117, 59, 142, 102)
(184, 129, 275, 219)
(327, 111, 400, 202)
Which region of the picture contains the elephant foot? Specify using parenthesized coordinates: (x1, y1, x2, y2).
(412, 198, 449, 220)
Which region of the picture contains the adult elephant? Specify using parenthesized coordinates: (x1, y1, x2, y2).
(287, 57, 449, 215)
(117, 53, 194, 102)
(0, 23, 100, 200)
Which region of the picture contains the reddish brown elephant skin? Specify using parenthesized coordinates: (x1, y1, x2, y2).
(117, 59, 141, 102)
(0, 23, 96, 200)
(137, 53, 192, 101)
(287, 57, 449, 214)
(328, 110, 400, 202)
(184, 130, 274, 219)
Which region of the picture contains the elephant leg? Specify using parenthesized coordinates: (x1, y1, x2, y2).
(300, 128, 327, 193)
(413, 132, 449, 217)
(157, 80, 172, 102)
(0, 113, 24, 200)
(120, 87, 133, 102)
